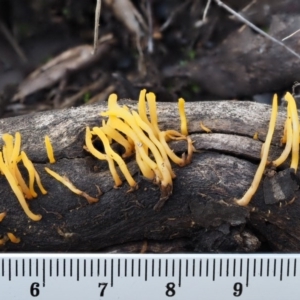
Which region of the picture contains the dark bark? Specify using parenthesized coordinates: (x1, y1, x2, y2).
(0, 100, 299, 252)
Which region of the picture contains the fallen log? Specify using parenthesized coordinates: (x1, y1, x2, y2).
(0, 100, 299, 252)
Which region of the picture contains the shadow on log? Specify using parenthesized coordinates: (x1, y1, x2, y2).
(0, 100, 299, 252)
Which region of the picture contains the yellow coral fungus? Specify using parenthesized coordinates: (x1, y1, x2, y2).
(85, 126, 122, 187)
(253, 132, 258, 140)
(200, 121, 212, 133)
(0, 152, 42, 221)
(7, 232, 20, 243)
(21, 151, 38, 198)
(178, 98, 188, 136)
(93, 127, 138, 190)
(146, 92, 160, 137)
(45, 135, 56, 163)
(45, 167, 98, 204)
(0, 212, 6, 222)
(236, 94, 278, 206)
(284, 92, 299, 172)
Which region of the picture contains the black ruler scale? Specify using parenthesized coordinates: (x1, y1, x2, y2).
(0, 254, 298, 299)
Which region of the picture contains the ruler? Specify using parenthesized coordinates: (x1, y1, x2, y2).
(0, 253, 299, 300)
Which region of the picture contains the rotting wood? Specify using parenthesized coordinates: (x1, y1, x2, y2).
(0, 100, 299, 252)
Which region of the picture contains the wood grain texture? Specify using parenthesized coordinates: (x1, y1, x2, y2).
(0, 100, 299, 252)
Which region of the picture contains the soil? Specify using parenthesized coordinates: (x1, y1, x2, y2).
(1, 0, 300, 118)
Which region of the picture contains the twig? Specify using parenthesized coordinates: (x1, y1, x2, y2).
(146, 0, 153, 53)
(214, 0, 300, 61)
(0, 21, 27, 63)
(93, 0, 102, 55)
(202, 0, 212, 22)
(282, 28, 300, 42)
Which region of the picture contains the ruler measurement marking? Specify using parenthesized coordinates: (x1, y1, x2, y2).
(186, 259, 188, 277)
(104, 259, 107, 277)
(49, 259, 52, 277)
(15, 260, 18, 277)
(233, 259, 236, 277)
(212, 259, 215, 281)
(131, 259, 134, 277)
(246, 259, 249, 287)
(63, 259, 66, 277)
(2, 255, 300, 298)
(193, 259, 195, 277)
(206, 259, 209, 277)
(84, 259, 86, 277)
(158, 259, 160, 277)
(138, 259, 141, 277)
(165, 259, 168, 277)
(77, 259, 79, 281)
(152, 259, 154, 277)
(8, 259, 11, 281)
(178, 259, 182, 287)
(36, 259, 39, 277)
(70, 259, 73, 277)
(226, 259, 229, 277)
(56, 259, 59, 277)
(145, 259, 148, 281)
(172, 259, 175, 277)
(240, 259, 243, 277)
(111, 259, 114, 287)
(42, 259, 45, 287)
(199, 259, 202, 277)
(280, 259, 283, 281)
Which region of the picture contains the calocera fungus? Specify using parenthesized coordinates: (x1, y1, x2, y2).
(178, 98, 188, 136)
(200, 121, 212, 133)
(0, 151, 42, 221)
(284, 92, 299, 172)
(84, 90, 193, 209)
(236, 94, 278, 206)
(45, 135, 56, 163)
(0, 133, 44, 221)
(45, 167, 98, 204)
(7, 232, 20, 244)
(0, 212, 6, 222)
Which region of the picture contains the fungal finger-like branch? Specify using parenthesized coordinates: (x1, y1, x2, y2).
(93, 127, 138, 191)
(284, 92, 299, 172)
(178, 98, 188, 136)
(84, 126, 122, 187)
(0, 152, 42, 221)
(45, 167, 99, 204)
(236, 94, 278, 206)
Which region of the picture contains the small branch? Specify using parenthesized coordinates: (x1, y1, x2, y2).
(202, 0, 212, 22)
(214, 0, 300, 61)
(93, 0, 102, 55)
(282, 28, 300, 42)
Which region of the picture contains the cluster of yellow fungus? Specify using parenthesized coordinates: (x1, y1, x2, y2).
(236, 92, 299, 206)
(84, 89, 193, 210)
(0, 132, 47, 221)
